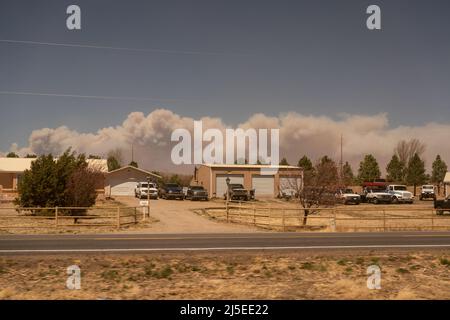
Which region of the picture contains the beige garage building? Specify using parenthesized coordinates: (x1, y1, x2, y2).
(105, 166, 161, 197)
(445, 172, 450, 197)
(192, 164, 303, 199)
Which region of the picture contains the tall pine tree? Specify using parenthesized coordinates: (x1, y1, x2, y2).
(357, 154, 381, 183)
(406, 153, 427, 196)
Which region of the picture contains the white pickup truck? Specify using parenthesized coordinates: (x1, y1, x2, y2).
(135, 182, 158, 199)
(386, 185, 414, 204)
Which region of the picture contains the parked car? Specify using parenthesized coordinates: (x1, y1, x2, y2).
(360, 180, 388, 202)
(135, 182, 158, 199)
(364, 187, 392, 204)
(224, 184, 249, 201)
(159, 183, 184, 200)
(336, 188, 361, 205)
(386, 185, 414, 204)
(185, 186, 209, 201)
(434, 195, 450, 215)
(420, 185, 436, 201)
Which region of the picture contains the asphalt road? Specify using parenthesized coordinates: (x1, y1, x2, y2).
(1, 231, 450, 254)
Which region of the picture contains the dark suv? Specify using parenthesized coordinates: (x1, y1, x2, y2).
(434, 195, 450, 215)
(185, 186, 209, 201)
(224, 184, 249, 201)
(159, 183, 184, 200)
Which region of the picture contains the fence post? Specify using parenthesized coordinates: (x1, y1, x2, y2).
(226, 201, 229, 223)
(383, 209, 386, 231)
(117, 207, 121, 229)
(330, 209, 336, 232)
(134, 207, 137, 224)
(431, 210, 434, 230)
(55, 207, 58, 228)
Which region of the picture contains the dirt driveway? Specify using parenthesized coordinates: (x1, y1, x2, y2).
(116, 196, 261, 233)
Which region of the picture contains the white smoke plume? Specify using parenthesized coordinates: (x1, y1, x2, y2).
(5, 108, 450, 174)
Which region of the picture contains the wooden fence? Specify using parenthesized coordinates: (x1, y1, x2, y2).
(0, 206, 148, 230)
(196, 202, 450, 232)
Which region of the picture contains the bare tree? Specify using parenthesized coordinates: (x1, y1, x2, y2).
(395, 139, 426, 165)
(285, 156, 340, 226)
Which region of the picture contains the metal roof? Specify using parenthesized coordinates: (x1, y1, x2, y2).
(107, 165, 162, 178)
(0, 157, 108, 173)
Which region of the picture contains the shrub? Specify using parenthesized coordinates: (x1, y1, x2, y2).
(15, 149, 101, 214)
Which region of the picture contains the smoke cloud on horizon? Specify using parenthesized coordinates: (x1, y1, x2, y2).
(2, 109, 449, 175)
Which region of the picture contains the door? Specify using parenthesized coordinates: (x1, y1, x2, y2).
(110, 178, 138, 196)
(215, 174, 244, 198)
(251, 175, 275, 197)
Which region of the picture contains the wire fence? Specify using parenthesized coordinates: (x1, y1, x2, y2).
(196, 202, 450, 232)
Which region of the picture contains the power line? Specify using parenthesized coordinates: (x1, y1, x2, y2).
(0, 90, 196, 102)
(0, 39, 250, 57)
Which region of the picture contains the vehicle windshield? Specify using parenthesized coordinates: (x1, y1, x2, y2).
(344, 189, 354, 194)
(394, 186, 407, 191)
(190, 186, 204, 190)
(166, 184, 180, 188)
(423, 186, 434, 189)
(230, 184, 244, 189)
(140, 183, 149, 188)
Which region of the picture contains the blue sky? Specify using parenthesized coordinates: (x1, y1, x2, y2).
(1, 0, 450, 153)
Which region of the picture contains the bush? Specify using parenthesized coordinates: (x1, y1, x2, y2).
(15, 149, 101, 214)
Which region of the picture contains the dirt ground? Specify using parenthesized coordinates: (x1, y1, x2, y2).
(0, 250, 449, 300)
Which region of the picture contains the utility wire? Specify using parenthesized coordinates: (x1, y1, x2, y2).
(0, 90, 196, 102)
(0, 39, 250, 57)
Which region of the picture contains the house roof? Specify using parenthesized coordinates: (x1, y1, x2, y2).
(200, 163, 301, 170)
(0, 157, 108, 173)
(107, 165, 162, 178)
(444, 172, 450, 183)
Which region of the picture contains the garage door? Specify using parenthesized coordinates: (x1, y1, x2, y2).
(215, 174, 244, 198)
(279, 177, 302, 191)
(110, 179, 138, 196)
(252, 175, 275, 197)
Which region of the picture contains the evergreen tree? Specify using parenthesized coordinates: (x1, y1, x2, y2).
(386, 154, 405, 183)
(298, 155, 315, 186)
(406, 153, 427, 195)
(129, 161, 139, 168)
(6, 152, 19, 158)
(342, 161, 355, 186)
(431, 155, 448, 194)
(279, 158, 289, 165)
(357, 154, 381, 183)
(298, 156, 313, 171)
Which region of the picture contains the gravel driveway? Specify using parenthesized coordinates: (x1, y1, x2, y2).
(116, 196, 261, 233)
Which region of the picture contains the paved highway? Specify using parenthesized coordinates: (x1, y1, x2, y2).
(1, 231, 450, 254)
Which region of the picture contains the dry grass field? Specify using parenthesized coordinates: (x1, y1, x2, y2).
(0, 250, 449, 300)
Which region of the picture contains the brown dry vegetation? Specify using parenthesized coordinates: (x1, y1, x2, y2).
(0, 250, 449, 300)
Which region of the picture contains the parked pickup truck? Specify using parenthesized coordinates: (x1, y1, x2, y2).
(336, 189, 361, 205)
(434, 195, 450, 215)
(386, 185, 414, 204)
(135, 182, 158, 199)
(185, 186, 209, 201)
(224, 184, 249, 201)
(364, 188, 392, 204)
(420, 185, 436, 201)
(159, 183, 185, 200)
